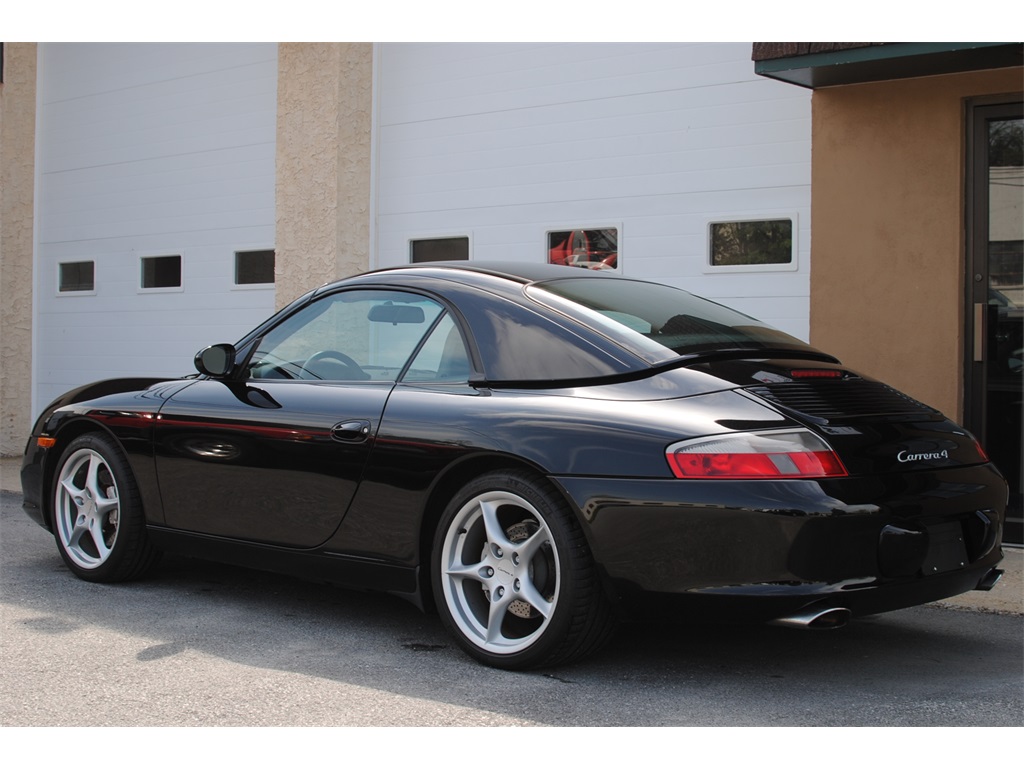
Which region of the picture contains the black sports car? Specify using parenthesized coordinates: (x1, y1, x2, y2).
(21, 262, 1007, 669)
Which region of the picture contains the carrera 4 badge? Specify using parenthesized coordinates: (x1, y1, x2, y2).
(897, 449, 951, 463)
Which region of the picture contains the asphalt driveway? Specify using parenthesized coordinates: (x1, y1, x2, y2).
(2, 489, 1021, 728)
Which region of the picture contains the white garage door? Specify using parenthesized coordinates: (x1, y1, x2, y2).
(33, 43, 278, 414)
(375, 42, 812, 339)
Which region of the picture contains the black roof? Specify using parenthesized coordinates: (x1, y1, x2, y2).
(366, 260, 621, 285)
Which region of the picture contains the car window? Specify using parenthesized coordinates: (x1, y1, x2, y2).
(402, 313, 471, 382)
(247, 290, 444, 381)
(527, 277, 815, 359)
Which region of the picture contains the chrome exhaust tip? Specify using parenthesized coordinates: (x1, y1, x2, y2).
(770, 606, 851, 630)
(975, 568, 1004, 592)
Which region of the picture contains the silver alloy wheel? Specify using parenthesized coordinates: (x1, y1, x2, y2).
(54, 447, 122, 570)
(439, 489, 560, 655)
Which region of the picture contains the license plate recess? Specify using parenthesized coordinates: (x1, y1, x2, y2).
(921, 521, 968, 574)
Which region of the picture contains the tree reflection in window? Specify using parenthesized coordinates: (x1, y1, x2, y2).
(710, 220, 792, 267)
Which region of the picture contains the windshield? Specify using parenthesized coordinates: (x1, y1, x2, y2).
(527, 277, 816, 360)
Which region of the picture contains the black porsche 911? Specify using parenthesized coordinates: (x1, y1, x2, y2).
(21, 261, 1006, 669)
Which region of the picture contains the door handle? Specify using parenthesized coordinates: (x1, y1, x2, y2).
(331, 420, 372, 443)
(973, 302, 985, 362)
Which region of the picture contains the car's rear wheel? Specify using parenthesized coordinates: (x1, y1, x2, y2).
(432, 470, 613, 669)
(51, 433, 160, 582)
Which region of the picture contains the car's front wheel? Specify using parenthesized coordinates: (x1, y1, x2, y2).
(51, 433, 160, 582)
(432, 470, 613, 669)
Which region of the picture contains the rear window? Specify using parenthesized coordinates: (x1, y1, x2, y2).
(527, 277, 814, 360)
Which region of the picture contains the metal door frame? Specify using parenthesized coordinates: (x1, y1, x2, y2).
(964, 95, 1023, 544)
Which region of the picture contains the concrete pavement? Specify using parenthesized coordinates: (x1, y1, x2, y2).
(5, 479, 1021, 727)
(2, 454, 1020, 616)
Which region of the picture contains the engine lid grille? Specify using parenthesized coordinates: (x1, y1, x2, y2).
(745, 380, 938, 424)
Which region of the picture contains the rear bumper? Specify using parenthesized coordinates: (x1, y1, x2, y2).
(604, 560, 1005, 624)
(555, 463, 1006, 621)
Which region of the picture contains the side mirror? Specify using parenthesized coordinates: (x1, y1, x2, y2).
(194, 343, 237, 378)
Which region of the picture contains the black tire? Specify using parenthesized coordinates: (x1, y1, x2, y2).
(432, 469, 614, 669)
(51, 433, 160, 582)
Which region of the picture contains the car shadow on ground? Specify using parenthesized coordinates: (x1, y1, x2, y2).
(3, 491, 1021, 726)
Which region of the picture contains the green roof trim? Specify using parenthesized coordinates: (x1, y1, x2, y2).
(754, 42, 1022, 88)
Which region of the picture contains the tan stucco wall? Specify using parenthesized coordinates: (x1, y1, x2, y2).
(810, 67, 1023, 420)
(0, 44, 37, 456)
(275, 43, 373, 310)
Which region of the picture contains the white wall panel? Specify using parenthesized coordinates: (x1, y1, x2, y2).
(375, 42, 812, 339)
(34, 43, 278, 413)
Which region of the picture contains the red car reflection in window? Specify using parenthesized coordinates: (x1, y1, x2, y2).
(548, 229, 618, 270)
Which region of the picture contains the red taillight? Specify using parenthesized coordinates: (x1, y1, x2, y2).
(973, 438, 990, 463)
(666, 429, 848, 479)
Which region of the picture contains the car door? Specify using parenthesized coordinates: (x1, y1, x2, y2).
(154, 288, 445, 548)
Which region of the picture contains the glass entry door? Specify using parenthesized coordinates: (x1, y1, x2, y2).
(967, 102, 1023, 545)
